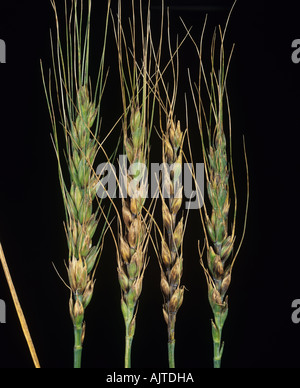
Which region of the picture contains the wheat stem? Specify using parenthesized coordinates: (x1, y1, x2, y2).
(73, 324, 83, 368)
(168, 340, 176, 369)
(124, 312, 134, 368)
(125, 338, 132, 368)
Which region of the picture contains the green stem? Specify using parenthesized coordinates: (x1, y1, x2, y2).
(125, 334, 133, 368)
(74, 325, 83, 369)
(168, 317, 176, 368)
(168, 340, 175, 368)
(211, 317, 224, 369)
(213, 339, 222, 368)
(124, 306, 136, 368)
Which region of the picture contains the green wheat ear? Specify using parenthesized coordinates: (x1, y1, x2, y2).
(41, 0, 112, 368)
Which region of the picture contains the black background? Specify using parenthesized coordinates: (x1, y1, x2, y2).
(0, 0, 298, 369)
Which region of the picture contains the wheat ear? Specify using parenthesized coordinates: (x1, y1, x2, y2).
(155, 21, 186, 367)
(186, 5, 249, 367)
(113, 0, 162, 368)
(41, 0, 111, 368)
(160, 116, 185, 368)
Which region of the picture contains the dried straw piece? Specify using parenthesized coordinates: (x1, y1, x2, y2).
(0, 244, 40, 368)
